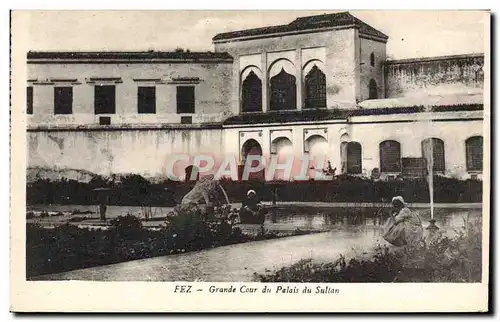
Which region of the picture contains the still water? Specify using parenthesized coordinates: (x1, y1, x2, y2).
(33, 205, 482, 282)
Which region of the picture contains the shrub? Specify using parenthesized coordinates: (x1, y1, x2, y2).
(110, 214, 144, 239)
(165, 204, 237, 250)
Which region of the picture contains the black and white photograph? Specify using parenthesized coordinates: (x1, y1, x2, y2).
(10, 8, 491, 312)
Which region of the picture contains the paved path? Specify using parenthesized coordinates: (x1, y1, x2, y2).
(33, 226, 389, 282)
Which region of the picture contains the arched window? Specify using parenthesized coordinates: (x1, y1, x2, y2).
(270, 68, 297, 111)
(242, 139, 263, 163)
(304, 65, 326, 109)
(241, 71, 262, 113)
(369, 79, 378, 99)
(241, 139, 264, 181)
(421, 138, 445, 172)
(370, 52, 375, 67)
(466, 136, 483, 171)
(379, 140, 401, 173)
(341, 141, 362, 174)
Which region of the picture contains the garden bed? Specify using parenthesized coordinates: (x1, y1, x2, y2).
(26, 212, 317, 278)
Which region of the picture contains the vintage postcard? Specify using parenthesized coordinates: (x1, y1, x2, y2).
(10, 10, 490, 312)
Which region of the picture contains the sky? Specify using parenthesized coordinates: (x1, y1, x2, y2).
(22, 10, 488, 59)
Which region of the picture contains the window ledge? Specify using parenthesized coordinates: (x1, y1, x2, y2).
(240, 111, 264, 114)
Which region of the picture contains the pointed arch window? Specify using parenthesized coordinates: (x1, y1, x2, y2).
(270, 68, 297, 111)
(369, 79, 378, 99)
(241, 71, 262, 113)
(304, 65, 326, 109)
(370, 52, 375, 67)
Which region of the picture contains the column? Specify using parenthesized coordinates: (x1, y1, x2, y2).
(261, 52, 268, 112)
(234, 57, 240, 114)
(295, 48, 302, 111)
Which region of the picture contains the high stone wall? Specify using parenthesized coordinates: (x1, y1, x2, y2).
(384, 54, 484, 98)
(27, 128, 225, 182)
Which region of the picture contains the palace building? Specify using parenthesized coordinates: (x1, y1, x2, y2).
(26, 12, 485, 182)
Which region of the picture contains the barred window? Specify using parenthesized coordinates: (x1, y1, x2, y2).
(94, 85, 116, 114)
(241, 71, 262, 113)
(138, 86, 156, 114)
(54, 87, 73, 114)
(270, 68, 296, 111)
(380, 140, 401, 172)
(304, 65, 326, 109)
(466, 136, 483, 171)
(176, 86, 195, 114)
(421, 138, 445, 172)
(341, 141, 362, 174)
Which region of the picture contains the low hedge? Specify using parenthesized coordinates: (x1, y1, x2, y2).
(26, 174, 482, 206)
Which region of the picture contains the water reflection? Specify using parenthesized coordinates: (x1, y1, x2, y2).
(262, 206, 482, 235)
(35, 206, 482, 282)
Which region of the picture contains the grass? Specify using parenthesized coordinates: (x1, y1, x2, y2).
(254, 218, 482, 283)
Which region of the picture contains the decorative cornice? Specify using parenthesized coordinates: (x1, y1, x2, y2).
(85, 77, 123, 84)
(168, 77, 202, 85)
(27, 51, 234, 64)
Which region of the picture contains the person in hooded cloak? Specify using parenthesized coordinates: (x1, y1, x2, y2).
(383, 196, 424, 247)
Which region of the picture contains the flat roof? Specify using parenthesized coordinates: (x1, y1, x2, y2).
(27, 51, 234, 64)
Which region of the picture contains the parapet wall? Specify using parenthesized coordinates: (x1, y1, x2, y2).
(384, 54, 484, 98)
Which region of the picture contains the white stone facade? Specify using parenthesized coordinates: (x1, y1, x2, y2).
(26, 12, 486, 182)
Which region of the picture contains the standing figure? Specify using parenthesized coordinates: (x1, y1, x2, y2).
(99, 203, 107, 221)
(383, 196, 423, 247)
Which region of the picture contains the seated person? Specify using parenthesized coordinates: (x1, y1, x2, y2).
(239, 190, 266, 224)
(383, 196, 423, 247)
